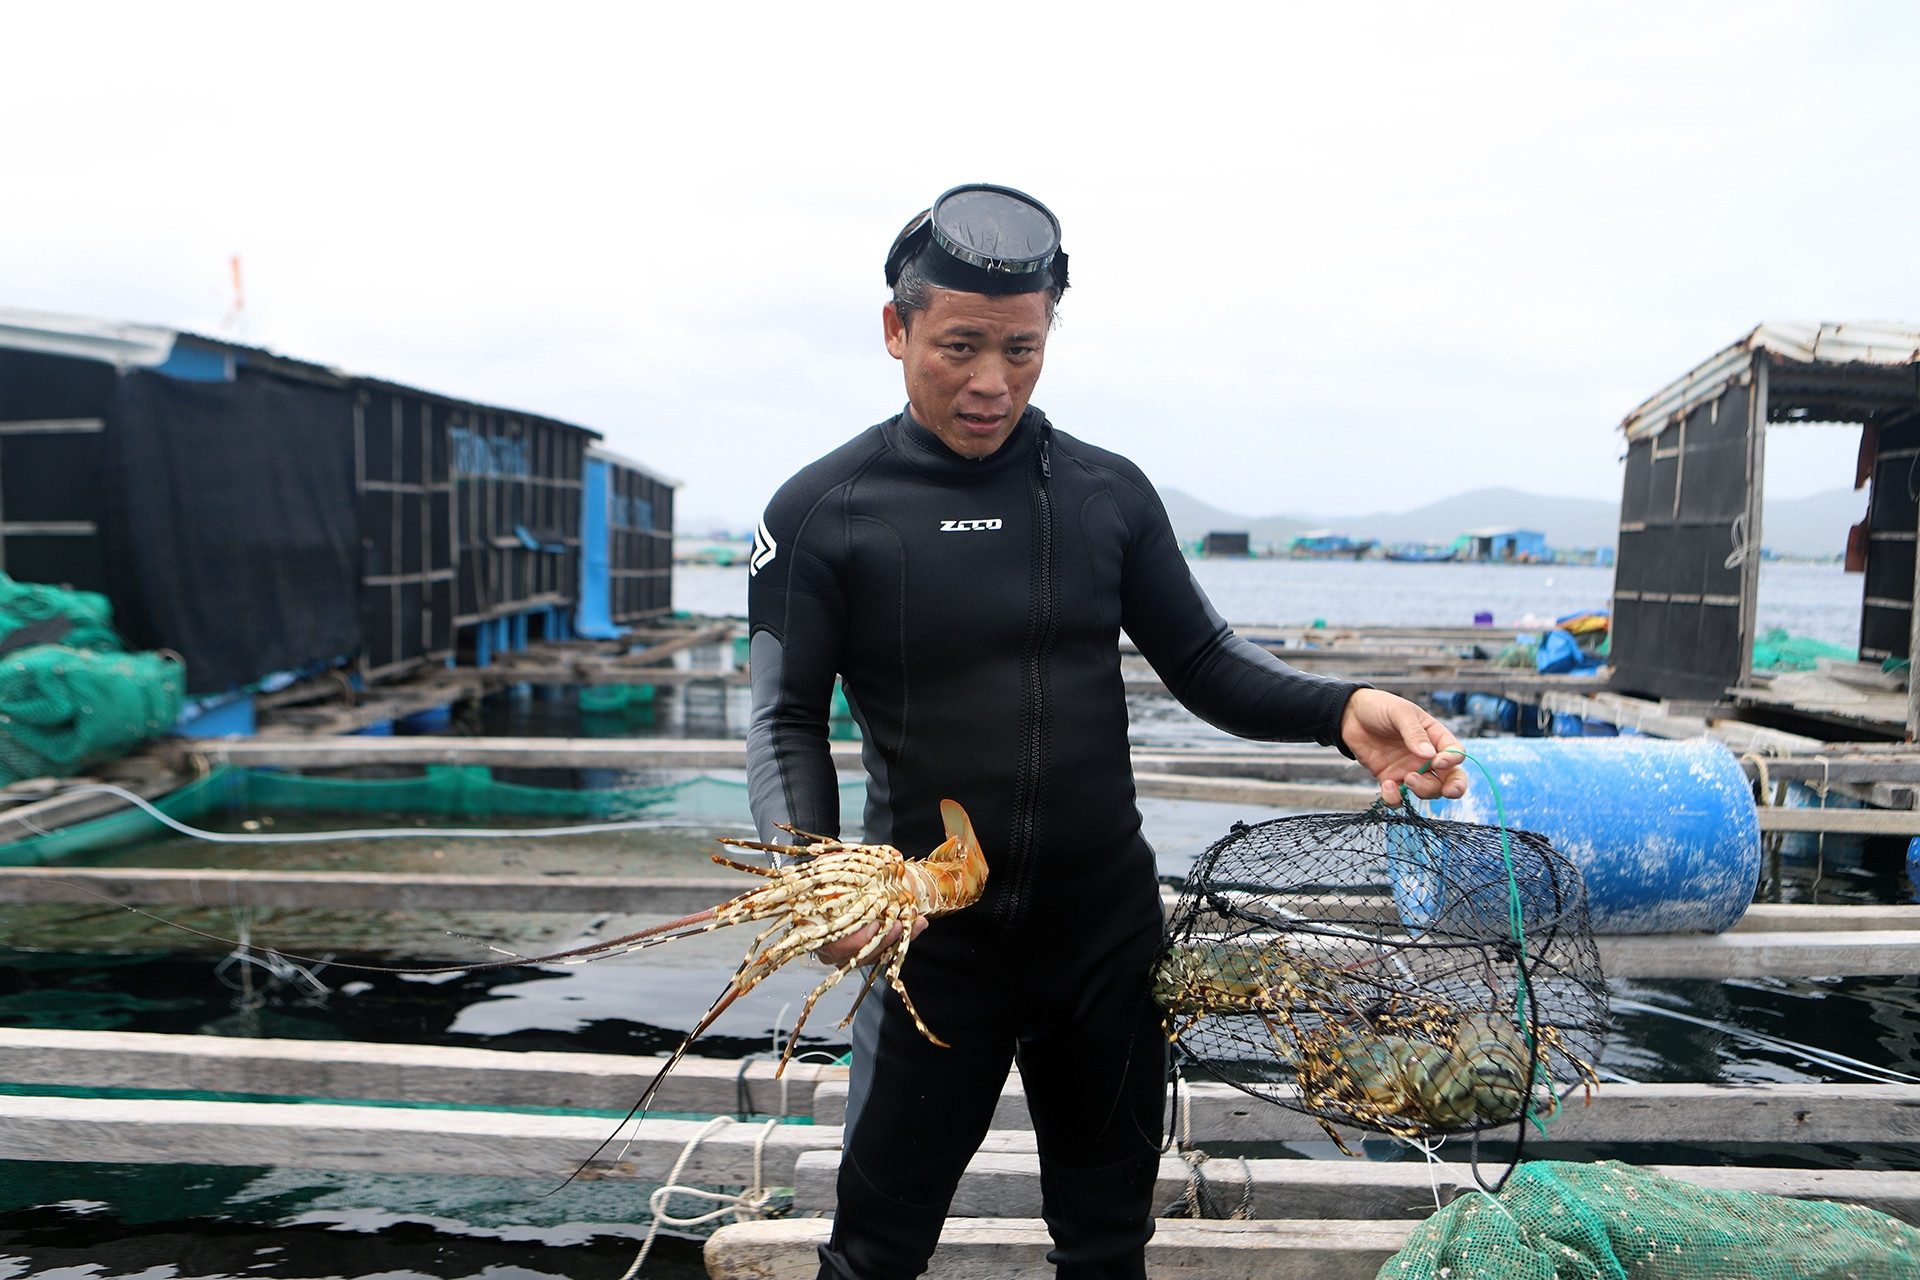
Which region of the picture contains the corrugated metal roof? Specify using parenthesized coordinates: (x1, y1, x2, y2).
(0, 306, 177, 368)
(1621, 322, 1920, 442)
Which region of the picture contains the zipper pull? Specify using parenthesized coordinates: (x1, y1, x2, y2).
(1039, 435, 1052, 479)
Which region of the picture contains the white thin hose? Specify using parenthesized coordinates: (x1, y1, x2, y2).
(39, 782, 753, 844)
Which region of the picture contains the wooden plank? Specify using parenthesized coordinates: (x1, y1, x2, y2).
(0, 866, 747, 914)
(815, 1079, 1920, 1146)
(792, 1150, 1920, 1225)
(1731, 903, 1920, 932)
(706, 1218, 1415, 1280)
(794, 1151, 1459, 1219)
(0, 1095, 836, 1183)
(1598, 930, 1920, 977)
(0, 1028, 834, 1118)
(1132, 772, 1376, 810)
(175, 736, 865, 771)
(1756, 808, 1920, 835)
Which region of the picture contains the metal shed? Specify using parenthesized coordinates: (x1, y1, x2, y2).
(1612, 322, 1920, 729)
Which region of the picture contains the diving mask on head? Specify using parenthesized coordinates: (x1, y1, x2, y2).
(885, 184, 1070, 297)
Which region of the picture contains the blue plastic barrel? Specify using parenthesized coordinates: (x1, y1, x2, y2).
(1463, 693, 1518, 732)
(1422, 738, 1759, 934)
(1551, 712, 1585, 737)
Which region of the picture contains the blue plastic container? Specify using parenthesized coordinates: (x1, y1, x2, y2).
(1421, 738, 1759, 934)
(1463, 693, 1518, 732)
(1551, 712, 1586, 737)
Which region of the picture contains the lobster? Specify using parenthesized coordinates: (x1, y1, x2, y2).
(1151, 938, 1596, 1152)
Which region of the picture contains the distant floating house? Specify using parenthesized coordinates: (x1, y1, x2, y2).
(1384, 542, 1457, 563)
(0, 306, 674, 693)
(1287, 531, 1375, 559)
(1458, 527, 1548, 563)
(1201, 530, 1251, 557)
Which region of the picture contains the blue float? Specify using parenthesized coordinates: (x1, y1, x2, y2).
(1421, 738, 1759, 934)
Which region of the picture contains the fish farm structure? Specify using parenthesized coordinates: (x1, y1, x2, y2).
(0, 307, 675, 700)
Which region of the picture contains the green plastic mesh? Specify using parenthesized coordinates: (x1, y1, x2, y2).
(1378, 1160, 1920, 1280)
(0, 646, 184, 785)
(1751, 627, 1856, 672)
(0, 572, 122, 655)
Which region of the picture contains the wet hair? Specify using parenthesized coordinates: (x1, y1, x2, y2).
(891, 257, 1063, 331)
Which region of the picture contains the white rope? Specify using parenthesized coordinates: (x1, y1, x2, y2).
(37, 781, 746, 843)
(617, 1115, 787, 1280)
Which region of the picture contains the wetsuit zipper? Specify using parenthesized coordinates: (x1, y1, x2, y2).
(995, 420, 1056, 935)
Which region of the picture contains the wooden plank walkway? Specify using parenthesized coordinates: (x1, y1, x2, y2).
(0, 866, 745, 914)
(0, 1094, 836, 1184)
(8, 1029, 1916, 1150)
(0, 1028, 837, 1118)
(706, 1218, 1413, 1280)
(814, 1078, 1920, 1146)
(789, 1148, 1920, 1223)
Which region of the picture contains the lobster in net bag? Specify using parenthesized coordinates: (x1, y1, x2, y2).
(1155, 805, 1608, 1154)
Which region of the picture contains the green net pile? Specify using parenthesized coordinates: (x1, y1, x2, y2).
(0, 647, 184, 785)
(1378, 1160, 1920, 1280)
(0, 571, 185, 785)
(1751, 627, 1857, 673)
(0, 572, 121, 654)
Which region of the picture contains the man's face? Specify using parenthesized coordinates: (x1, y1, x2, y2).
(883, 288, 1049, 458)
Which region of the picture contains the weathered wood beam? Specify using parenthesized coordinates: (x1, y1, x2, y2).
(1756, 808, 1920, 835)
(1596, 929, 1920, 978)
(0, 1028, 833, 1118)
(706, 1218, 1415, 1280)
(815, 1078, 1920, 1146)
(792, 1149, 1920, 1225)
(0, 867, 745, 914)
(171, 736, 862, 771)
(0, 1095, 837, 1183)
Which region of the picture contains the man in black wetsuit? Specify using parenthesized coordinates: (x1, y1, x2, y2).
(745, 185, 1468, 1280)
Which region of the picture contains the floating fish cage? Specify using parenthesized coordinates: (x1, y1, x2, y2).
(0, 308, 676, 694)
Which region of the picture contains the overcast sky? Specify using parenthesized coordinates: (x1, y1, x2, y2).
(4, 2, 1914, 531)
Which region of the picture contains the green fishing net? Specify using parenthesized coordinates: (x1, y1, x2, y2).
(1751, 627, 1856, 673)
(0, 572, 122, 655)
(0, 646, 183, 785)
(1378, 1160, 1920, 1280)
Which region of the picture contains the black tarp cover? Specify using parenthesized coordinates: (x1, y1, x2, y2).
(103, 370, 360, 693)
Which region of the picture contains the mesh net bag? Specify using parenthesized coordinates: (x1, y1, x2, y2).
(1156, 805, 1608, 1159)
(0, 646, 184, 784)
(0, 572, 122, 654)
(1378, 1159, 1920, 1280)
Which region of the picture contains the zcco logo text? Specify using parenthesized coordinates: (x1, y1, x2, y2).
(940, 519, 1003, 532)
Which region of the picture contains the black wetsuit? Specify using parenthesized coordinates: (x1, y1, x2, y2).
(746, 406, 1360, 1280)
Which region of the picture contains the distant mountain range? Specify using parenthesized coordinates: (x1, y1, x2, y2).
(1158, 486, 1869, 558)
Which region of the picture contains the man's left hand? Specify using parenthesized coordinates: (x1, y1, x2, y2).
(1339, 688, 1469, 806)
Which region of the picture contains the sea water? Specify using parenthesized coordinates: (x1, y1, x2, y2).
(674, 558, 1864, 648)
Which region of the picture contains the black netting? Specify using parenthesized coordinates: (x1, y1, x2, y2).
(1157, 806, 1608, 1154)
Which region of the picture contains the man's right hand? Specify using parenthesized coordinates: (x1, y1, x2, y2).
(816, 916, 928, 968)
